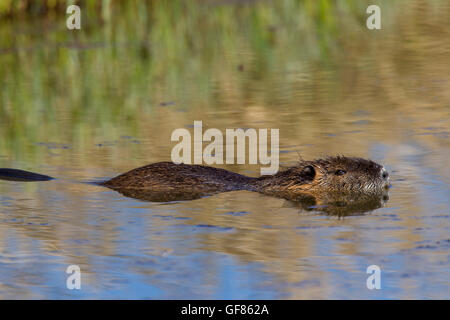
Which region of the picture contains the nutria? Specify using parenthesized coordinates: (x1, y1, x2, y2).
(99, 156, 390, 200)
(0, 156, 390, 212)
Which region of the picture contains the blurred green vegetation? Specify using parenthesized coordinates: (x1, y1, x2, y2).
(0, 0, 448, 163)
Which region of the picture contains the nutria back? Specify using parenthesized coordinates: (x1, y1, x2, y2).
(101, 161, 257, 194)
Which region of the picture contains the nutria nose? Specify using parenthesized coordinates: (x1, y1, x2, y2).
(380, 167, 391, 189)
(381, 167, 389, 180)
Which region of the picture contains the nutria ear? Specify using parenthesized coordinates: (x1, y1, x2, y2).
(300, 165, 316, 181)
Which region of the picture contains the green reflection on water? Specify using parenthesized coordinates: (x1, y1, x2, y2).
(0, 0, 449, 300)
(0, 0, 398, 157)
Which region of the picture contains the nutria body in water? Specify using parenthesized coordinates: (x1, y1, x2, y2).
(0, 156, 391, 214)
(100, 156, 390, 201)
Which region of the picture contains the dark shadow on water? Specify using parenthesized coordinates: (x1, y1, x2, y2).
(283, 192, 390, 216)
(106, 185, 390, 216)
(106, 187, 207, 202)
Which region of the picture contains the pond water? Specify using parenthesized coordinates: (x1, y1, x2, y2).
(0, 0, 449, 299)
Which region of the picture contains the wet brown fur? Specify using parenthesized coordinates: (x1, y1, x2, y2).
(101, 156, 390, 201)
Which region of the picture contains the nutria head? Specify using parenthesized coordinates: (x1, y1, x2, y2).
(257, 156, 390, 196)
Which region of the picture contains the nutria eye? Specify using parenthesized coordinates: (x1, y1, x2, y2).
(382, 172, 388, 179)
(335, 170, 346, 176)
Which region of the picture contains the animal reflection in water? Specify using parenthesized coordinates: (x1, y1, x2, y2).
(110, 186, 389, 216)
(0, 156, 391, 216)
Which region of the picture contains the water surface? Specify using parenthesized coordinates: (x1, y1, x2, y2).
(0, 0, 449, 299)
